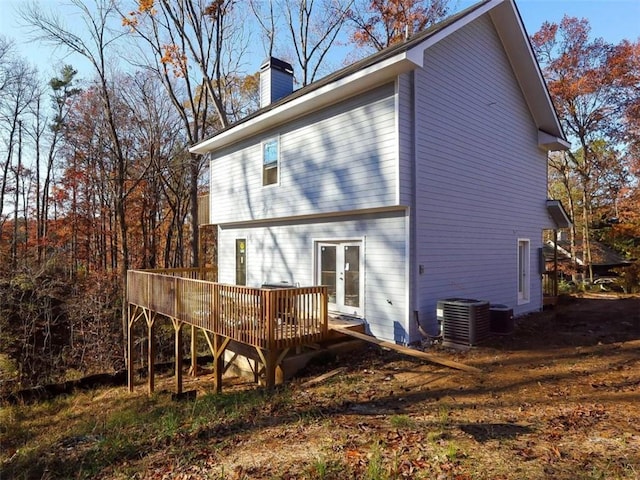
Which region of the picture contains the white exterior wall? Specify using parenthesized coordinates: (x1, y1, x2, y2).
(413, 15, 549, 333)
(205, 11, 557, 344)
(217, 211, 410, 343)
(209, 83, 398, 225)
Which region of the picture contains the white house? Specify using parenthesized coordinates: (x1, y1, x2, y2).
(190, 0, 570, 344)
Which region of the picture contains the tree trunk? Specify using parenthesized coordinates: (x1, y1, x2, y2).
(190, 154, 199, 268)
(11, 120, 22, 270)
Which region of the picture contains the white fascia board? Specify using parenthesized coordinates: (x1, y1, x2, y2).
(405, 0, 503, 66)
(190, 53, 417, 155)
(546, 199, 572, 228)
(539, 130, 571, 152)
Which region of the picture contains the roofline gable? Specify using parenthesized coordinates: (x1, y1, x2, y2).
(190, 52, 416, 155)
(190, 0, 567, 155)
(405, 0, 501, 66)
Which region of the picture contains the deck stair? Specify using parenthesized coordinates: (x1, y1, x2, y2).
(219, 315, 366, 382)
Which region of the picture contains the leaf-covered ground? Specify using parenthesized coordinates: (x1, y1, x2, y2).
(2, 293, 640, 479)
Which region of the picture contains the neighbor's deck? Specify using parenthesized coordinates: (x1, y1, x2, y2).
(542, 271, 560, 306)
(126, 269, 329, 393)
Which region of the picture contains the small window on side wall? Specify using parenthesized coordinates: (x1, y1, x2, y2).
(262, 137, 279, 186)
(517, 238, 530, 304)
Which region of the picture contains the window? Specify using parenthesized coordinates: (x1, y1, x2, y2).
(262, 137, 279, 186)
(236, 239, 246, 286)
(517, 239, 530, 304)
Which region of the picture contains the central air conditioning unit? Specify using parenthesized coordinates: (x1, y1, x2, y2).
(436, 298, 490, 346)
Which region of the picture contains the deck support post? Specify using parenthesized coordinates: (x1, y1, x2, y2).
(264, 349, 277, 389)
(145, 310, 156, 394)
(256, 347, 288, 389)
(127, 304, 134, 392)
(275, 349, 288, 385)
(320, 287, 328, 336)
(252, 359, 259, 383)
(190, 325, 197, 377)
(213, 334, 230, 393)
(202, 331, 231, 393)
(172, 318, 183, 394)
(127, 305, 148, 393)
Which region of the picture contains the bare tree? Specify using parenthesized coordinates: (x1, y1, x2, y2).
(120, 71, 187, 268)
(121, 0, 249, 267)
(347, 0, 449, 53)
(24, 65, 82, 265)
(249, 0, 276, 58)
(279, 0, 354, 86)
(22, 0, 154, 365)
(0, 50, 37, 241)
(41, 66, 82, 264)
(0, 36, 15, 94)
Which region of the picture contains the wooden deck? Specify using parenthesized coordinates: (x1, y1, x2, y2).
(126, 269, 328, 393)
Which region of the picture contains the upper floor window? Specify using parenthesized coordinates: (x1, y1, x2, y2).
(262, 137, 279, 186)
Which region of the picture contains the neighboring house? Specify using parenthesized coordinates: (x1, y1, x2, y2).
(544, 236, 633, 278)
(190, 0, 571, 344)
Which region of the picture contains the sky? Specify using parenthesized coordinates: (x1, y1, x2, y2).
(501, 0, 639, 44)
(0, 0, 638, 81)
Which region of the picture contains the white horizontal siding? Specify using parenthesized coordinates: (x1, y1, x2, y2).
(210, 84, 397, 224)
(413, 15, 549, 333)
(217, 211, 410, 343)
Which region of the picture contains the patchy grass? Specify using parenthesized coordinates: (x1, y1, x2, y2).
(389, 414, 415, 429)
(1, 294, 640, 479)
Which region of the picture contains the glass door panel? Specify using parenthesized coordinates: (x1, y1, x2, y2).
(343, 245, 360, 308)
(320, 245, 337, 304)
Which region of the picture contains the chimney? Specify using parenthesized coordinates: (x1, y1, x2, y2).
(259, 57, 294, 108)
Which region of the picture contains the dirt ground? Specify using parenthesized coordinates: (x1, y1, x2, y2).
(6, 293, 638, 479)
(121, 292, 640, 479)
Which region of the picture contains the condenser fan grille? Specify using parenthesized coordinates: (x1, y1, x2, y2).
(437, 298, 490, 346)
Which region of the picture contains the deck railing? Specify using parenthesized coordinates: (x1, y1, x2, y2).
(127, 270, 328, 350)
(140, 267, 218, 281)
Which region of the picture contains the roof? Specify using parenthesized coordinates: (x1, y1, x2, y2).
(544, 239, 633, 267)
(190, 0, 567, 155)
(547, 200, 572, 229)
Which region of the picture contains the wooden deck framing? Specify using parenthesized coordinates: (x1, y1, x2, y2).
(126, 269, 328, 393)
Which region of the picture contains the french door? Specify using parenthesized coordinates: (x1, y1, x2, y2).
(317, 241, 363, 316)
